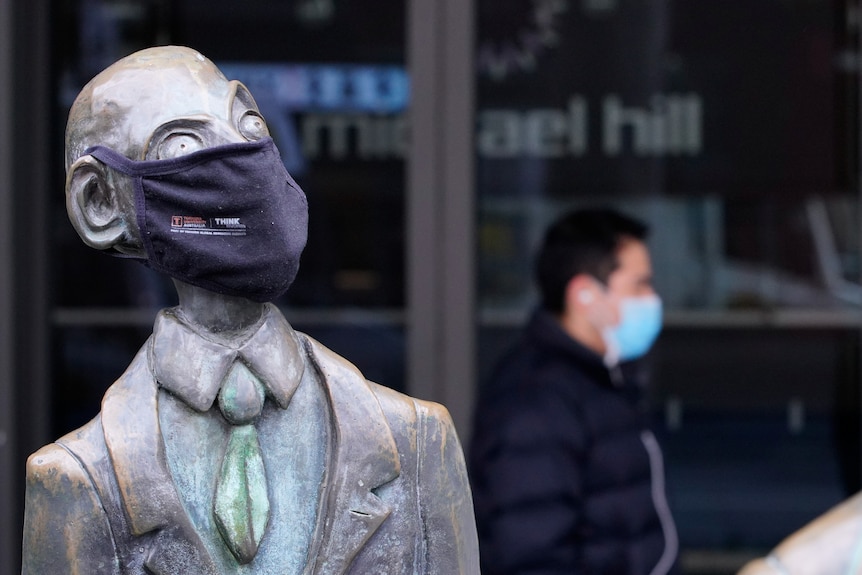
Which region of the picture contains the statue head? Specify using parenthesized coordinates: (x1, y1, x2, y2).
(64, 46, 308, 302)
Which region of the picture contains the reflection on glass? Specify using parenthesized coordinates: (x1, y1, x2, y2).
(475, 0, 861, 567)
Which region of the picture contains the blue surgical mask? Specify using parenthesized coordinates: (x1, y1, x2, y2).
(602, 294, 663, 366)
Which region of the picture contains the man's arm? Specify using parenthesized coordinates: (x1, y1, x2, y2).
(471, 391, 586, 574)
(22, 443, 120, 575)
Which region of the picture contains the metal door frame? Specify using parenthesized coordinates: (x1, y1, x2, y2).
(0, 0, 52, 571)
(0, 0, 16, 572)
(407, 0, 477, 440)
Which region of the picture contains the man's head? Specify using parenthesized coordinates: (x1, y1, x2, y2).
(536, 208, 659, 362)
(65, 46, 269, 256)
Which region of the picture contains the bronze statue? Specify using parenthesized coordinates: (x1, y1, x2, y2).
(22, 46, 478, 574)
(739, 493, 862, 574)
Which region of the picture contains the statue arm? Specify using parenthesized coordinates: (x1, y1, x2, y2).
(415, 400, 480, 575)
(22, 442, 120, 575)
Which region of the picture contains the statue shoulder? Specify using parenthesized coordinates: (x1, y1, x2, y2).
(23, 418, 120, 575)
(26, 441, 88, 486)
(26, 415, 106, 485)
(298, 331, 479, 573)
(368, 381, 478, 574)
(371, 382, 457, 432)
(296, 332, 466, 443)
(298, 331, 459, 439)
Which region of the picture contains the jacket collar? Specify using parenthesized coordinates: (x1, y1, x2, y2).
(528, 309, 606, 365)
(101, 310, 400, 575)
(150, 303, 305, 412)
(527, 308, 635, 389)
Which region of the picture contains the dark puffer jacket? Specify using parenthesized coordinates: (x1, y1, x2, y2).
(469, 310, 677, 575)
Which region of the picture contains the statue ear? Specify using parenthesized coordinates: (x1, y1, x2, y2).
(65, 155, 127, 250)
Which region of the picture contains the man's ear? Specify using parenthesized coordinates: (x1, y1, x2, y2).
(565, 274, 600, 312)
(65, 155, 127, 250)
(565, 274, 616, 328)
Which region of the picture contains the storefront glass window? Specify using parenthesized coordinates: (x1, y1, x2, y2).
(476, 0, 861, 565)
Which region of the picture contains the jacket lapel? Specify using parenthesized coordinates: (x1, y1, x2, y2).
(303, 336, 401, 575)
(101, 326, 399, 575)
(101, 340, 218, 575)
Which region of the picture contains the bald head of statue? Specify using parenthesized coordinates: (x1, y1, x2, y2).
(64, 46, 270, 257)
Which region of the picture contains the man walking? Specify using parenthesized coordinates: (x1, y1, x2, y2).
(469, 207, 677, 574)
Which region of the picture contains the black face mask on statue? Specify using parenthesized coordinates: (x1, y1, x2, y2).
(85, 137, 308, 303)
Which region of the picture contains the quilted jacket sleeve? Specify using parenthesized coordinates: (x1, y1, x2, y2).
(470, 388, 588, 574)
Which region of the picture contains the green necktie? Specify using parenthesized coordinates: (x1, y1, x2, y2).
(213, 361, 270, 564)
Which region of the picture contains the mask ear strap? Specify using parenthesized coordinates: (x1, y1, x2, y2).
(108, 250, 144, 260)
(85, 137, 276, 176)
(85, 145, 145, 176)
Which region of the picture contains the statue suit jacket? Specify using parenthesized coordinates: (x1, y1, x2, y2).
(22, 319, 478, 575)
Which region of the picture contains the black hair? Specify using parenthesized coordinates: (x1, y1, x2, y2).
(535, 207, 648, 314)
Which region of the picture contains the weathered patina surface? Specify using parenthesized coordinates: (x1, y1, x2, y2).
(22, 46, 479, 575)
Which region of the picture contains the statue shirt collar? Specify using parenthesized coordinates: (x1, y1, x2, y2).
(149, 303, 305, 413)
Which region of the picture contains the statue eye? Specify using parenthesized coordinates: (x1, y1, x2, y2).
(157, 133, 204, 159)
(238, 111, 269, 141)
